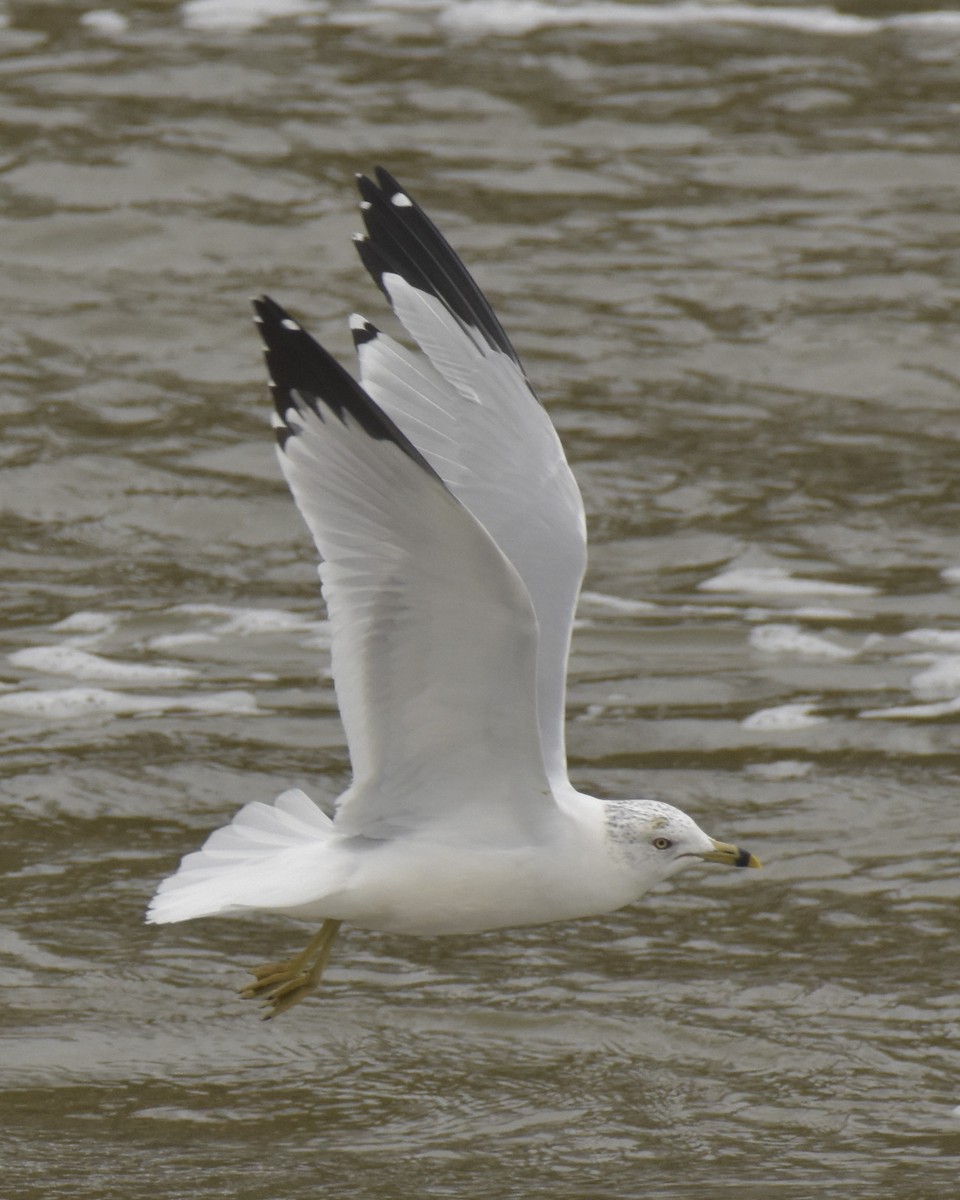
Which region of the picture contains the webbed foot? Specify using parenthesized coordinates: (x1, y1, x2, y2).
(239, 918, 343, 1019)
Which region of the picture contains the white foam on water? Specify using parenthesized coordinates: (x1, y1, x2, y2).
(903, 629, 960, 650)
(9, 646, 197, 684)
(441, 1, 875, 35)
(909, 656, 960, 701)
(681, 603, 742, 618)
(860, 697, 960, 721)
(742, 703, 827, 731)
(79, 9, 129, 34)
(749, 623, 857, 660)
(189, 691, 260, 714)
(744, 759, 813, 780)
(146, 633, 221, 651)
(50, 611, 118, 635)
(700, 566, 875, 597)
(0, 687, 258, 719)
(786, 605, 858, 621)
(217, 609, 327, 637)
(176, 0, 960, 37)
(436, 1, 960, 37)
(181, 0, 322, 31)
(579, 590, 658, 615)
(173, 604, 326, 637)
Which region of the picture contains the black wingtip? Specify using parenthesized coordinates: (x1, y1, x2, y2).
(252, 294, 288, 327)
(253, 294, 440, 480)
(356, 173, 379, 206)
(373, 165, 408, 202)
(354, 234, 392, 297)
(352, 168, 523, 368)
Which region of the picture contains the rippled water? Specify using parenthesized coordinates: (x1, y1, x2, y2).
(3, 2, 960, 1196)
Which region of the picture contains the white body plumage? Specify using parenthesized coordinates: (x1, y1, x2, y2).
(146, 170, 757, 1012)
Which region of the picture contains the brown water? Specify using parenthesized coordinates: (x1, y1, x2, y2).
(3, 2, 960, 1196)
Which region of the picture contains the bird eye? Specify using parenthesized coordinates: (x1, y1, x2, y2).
(652, 837, 673, 850)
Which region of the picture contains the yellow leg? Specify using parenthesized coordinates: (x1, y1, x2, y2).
(239, 919, 343, 1019)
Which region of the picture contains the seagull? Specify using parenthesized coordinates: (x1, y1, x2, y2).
(147, 168, 760, 1018)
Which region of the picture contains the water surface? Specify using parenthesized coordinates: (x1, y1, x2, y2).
(2, 2, 960, 1196)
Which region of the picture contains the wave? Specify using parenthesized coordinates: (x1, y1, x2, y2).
(179, 0, 960, 37)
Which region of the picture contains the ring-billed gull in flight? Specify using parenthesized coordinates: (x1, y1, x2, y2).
(147, 168, 759, 1017)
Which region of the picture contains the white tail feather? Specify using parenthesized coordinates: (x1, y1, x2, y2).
(146, 789, 338, 924)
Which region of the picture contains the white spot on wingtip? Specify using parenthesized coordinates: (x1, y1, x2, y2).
(280, 318, 300, 331)
(391, 192, 413, 208)
(359, 200, 372, 211)
(352, 232, 367, 243)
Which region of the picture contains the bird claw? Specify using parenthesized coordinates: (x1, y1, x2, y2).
(238, 919, 343, 1019)
(260, 980, 314, 1019)
(238, 958, 299, 995)
(239, 969, 314, 1019)
(245, 958, 292, 983)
